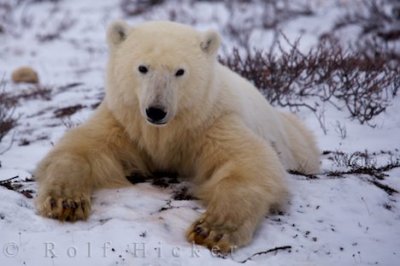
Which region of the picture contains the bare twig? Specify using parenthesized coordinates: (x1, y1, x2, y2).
(239, 245, 292, 263)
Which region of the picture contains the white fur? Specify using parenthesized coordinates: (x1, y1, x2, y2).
(34, 21, 320, 252)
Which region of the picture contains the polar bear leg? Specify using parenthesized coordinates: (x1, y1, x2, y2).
(35, 104, 146, 221)
(186, 116, 288, 252)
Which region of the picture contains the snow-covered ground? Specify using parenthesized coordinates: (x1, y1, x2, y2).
(0, 0, 399, 265)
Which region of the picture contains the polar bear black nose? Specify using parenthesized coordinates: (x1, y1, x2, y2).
(146, 106, 167, 123)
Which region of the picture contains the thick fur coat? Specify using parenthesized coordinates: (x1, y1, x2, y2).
(35, 21, 320, 252)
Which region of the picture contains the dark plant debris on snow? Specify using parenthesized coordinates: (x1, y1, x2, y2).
(0, 176, 35, 199)
(126, 171, 196, 202)
(54, 104, 86, 118)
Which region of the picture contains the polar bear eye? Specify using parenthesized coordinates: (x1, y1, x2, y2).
(175, 69, 185, 77)
(138, 65, 148, 74)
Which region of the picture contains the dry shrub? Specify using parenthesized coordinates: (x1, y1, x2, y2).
(120, 0, 164, 16)
(334, 0, 400, 42)
(290, 149, 400, 195)
(219, 36, 399, 125)
(1, 0, 64, 38)
(36, 13, 76, 42)
(223, 0, 314, 48)
(17, 0, 61, 3)
(0, 83, 53, 145)
(227, 0, 314, 29)
(13, 85, 52, 101)
(325, 150, 400, 180)
(0, 89, 18, 143)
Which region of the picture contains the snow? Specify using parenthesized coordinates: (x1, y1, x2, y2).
(0, 0, 399, 265)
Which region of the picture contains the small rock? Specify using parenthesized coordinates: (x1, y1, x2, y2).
(11, 66, 39, 84)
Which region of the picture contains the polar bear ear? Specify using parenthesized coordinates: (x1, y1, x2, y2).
(107, 20, 130, 48)
(200, 30, 221, 56)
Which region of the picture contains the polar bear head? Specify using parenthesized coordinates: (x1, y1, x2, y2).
(106, 21, 220, 126)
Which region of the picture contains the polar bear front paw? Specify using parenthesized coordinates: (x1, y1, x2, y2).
(36, 188, 91, 222)
(186, 213, 252, 254)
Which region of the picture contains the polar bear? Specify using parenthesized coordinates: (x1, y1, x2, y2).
(35, 20, 320, 252)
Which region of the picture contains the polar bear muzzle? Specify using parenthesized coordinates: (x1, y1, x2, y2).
(145, 106, 168, 125)
(138, 68, 178, 126)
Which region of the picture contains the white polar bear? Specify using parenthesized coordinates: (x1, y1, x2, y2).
(35, 20, 320, 253)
